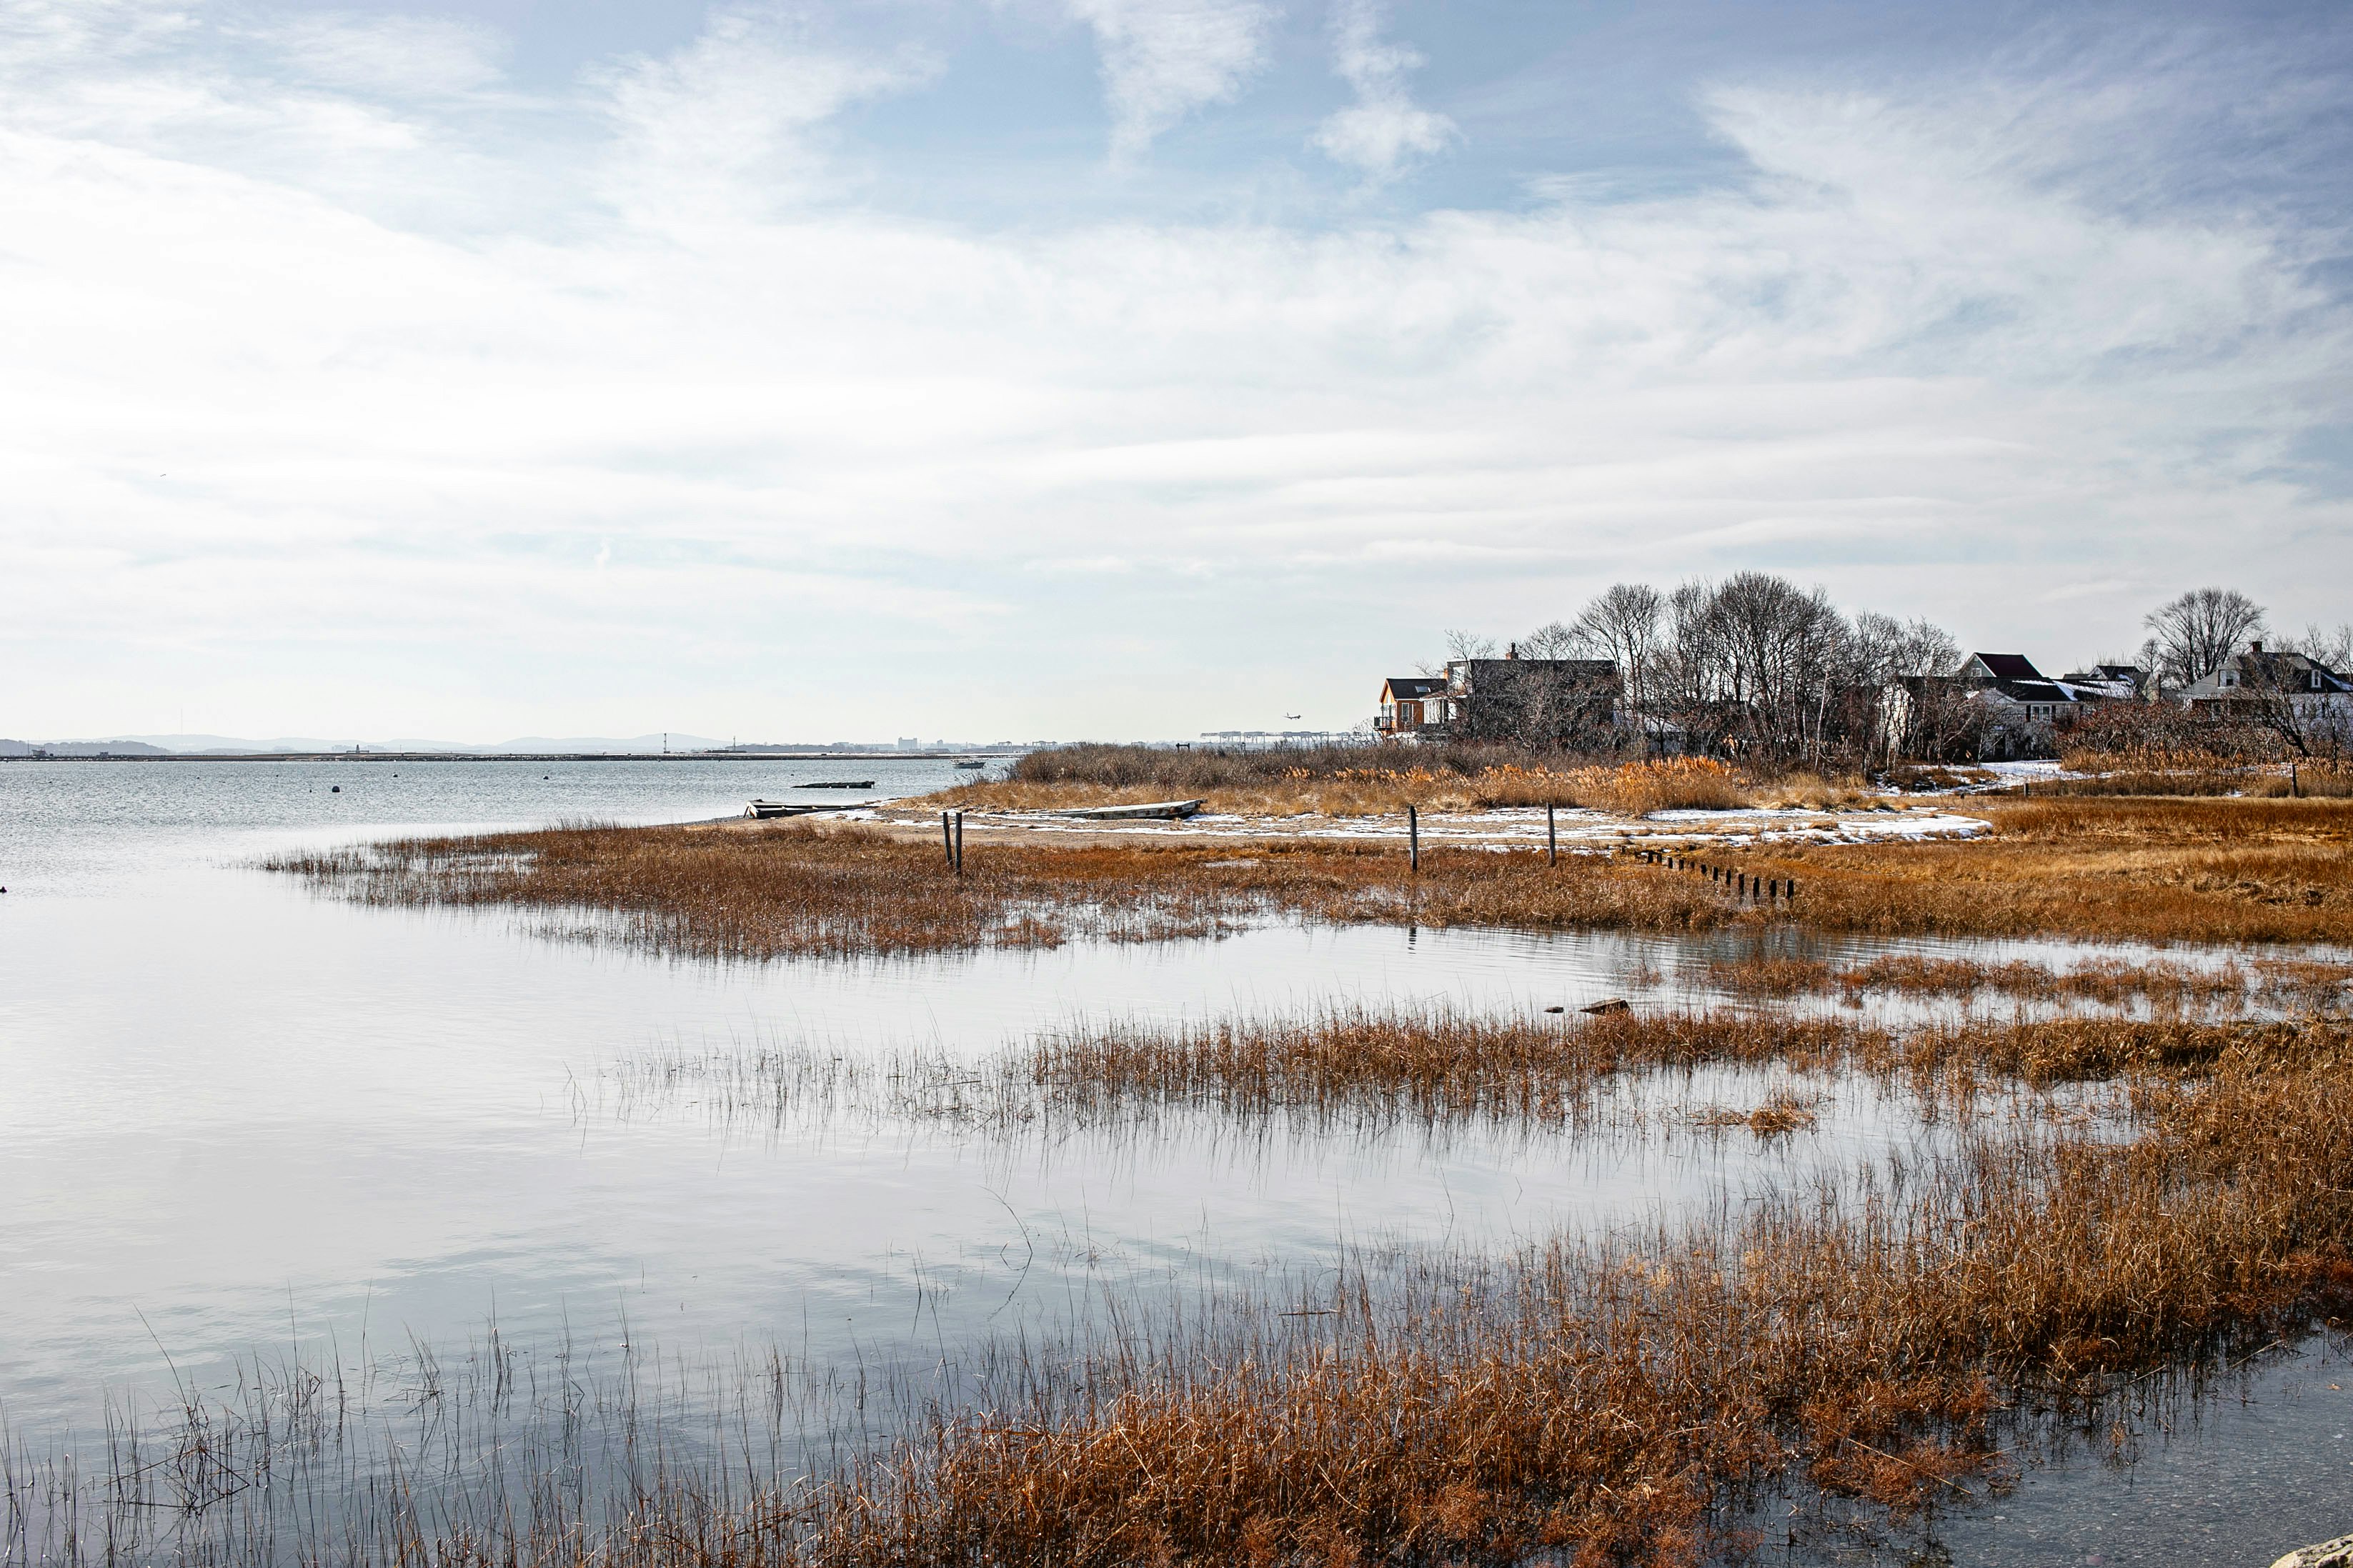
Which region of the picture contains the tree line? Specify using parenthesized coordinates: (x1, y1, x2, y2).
(1436, 575, 2350, 767)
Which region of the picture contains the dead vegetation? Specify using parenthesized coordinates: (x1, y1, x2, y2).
(927, 754, 1866, 819)
(1703, 953, 2259, 1009)
(608, 1007, 2347, 1139)
(1721, 797, 2353, 947)
(595, 1045, 2353, 1568)
(36, 1038, 2347, 1568)
(274, 795, 2353, 959)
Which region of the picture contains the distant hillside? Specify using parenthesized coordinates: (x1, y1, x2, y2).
(12, 739, 176, 756)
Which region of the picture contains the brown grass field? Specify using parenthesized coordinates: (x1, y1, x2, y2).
(274, 794, 2353, 956)
(923, 756, 1865, 818)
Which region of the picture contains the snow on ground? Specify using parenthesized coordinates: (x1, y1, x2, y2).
(852, 802, 1990, 849)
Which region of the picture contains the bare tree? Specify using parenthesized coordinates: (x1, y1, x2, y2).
(2292, 621, 2353, 675)
(1566, 584, 1663, 751)
(1851, 613, 1964, 765)
(1516, 621, 1580, 660)
(1444, 629, 1499, 662)
(2143, 589, 2266, 687)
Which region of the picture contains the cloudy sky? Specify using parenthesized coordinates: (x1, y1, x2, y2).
(4, 0, 2349, 742)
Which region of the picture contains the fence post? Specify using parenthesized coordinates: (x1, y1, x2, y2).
(942, 812, 953, 869)
(1408, 804, 1420, 875)
(1547, 803, 1557, 865)
(1787, 878, 1799, 906)
(954, 810, 965, 875)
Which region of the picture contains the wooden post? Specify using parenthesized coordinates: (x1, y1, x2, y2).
(1547, 803, 1557, 864)
(954, 811, 965, 875)
(1787, 878, 1798, 906)
(942, 812, 954, 868)
(1408, 804, 1420, 874)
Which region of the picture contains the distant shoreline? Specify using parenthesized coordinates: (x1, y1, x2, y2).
(0, 751, 1020, 764)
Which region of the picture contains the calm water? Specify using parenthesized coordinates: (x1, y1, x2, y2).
(1, 761, 2344, 1565)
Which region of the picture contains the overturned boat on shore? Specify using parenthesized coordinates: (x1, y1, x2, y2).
(745, 799, 863, 819)
(1044, 798, 1205, 821)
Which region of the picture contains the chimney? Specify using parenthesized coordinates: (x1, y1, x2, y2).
(1506, 642, 1518, 660)
(2251, 640, 2263, 655)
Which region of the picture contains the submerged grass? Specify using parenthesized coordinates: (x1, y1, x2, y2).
(571, 1044, 2353, 1568)
(25, 1037, 2349, 1568)
(605, 1007, 2342, 1141)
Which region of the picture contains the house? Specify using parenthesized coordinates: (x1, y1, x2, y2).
(1376, 676, 1450, 737)
(2056, 664, 2150, 701)
(1955, 652, 2091, 758)
(1377, 650, 1619, 745)
(2177, 642, 2353, 713)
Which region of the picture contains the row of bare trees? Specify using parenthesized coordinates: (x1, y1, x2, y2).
(1439, 578, 2349, 766)
(1465, 571, 1966, 767)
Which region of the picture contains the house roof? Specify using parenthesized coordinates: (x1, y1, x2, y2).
(1382, 676, 1446, 699)
(1964, 652, 2046, 682)
(2179, 649, 2353, 698)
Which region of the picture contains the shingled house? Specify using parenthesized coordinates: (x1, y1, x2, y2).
(1955, 652, 2102, 757)
(1376, 675, 1451, 736)
(1378, 650, 1619, 746)
(2177, 641, 2353, 711)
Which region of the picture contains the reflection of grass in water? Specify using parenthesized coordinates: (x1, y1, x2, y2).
(14, 1042, 2352, 1567)
(269, 797, 2353, 964)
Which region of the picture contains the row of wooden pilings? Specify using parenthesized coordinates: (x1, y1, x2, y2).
(1632, 846, 1796, 906)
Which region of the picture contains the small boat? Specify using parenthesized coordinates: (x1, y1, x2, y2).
(745, 799, 860, 819)
(1045, 799, 1205, 821)
(800, 780, 875, 789)
(954, 760, 985, 770)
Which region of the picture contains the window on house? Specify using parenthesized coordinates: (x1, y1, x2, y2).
(2029, 704, 2052, 721)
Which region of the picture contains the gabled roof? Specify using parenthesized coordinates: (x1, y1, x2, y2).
(2179, 649, 2353, 698)
(1382, 676, 1446, 700)
(1961, 652, 2045, 683)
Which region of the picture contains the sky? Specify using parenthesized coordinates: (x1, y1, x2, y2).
(3, 0, 2350, 743)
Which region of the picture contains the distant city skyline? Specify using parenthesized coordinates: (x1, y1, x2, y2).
(4, 0, 2349, 740)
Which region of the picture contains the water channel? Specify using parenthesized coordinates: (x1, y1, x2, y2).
(1, 760, 2346, 1565)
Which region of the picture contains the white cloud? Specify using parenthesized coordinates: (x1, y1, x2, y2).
(263, 14, 507, 99)
(597, 6, 935, 219)
(0, 8, 2344, 739)
(1310, 0, 1455, 180)
(1064, 0, 1275, 163)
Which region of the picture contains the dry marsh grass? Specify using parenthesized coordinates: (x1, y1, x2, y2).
(606, 1008, 2348, 1149)
(925, 758, 1770, 819)
(1702, 953, 2262, 1010)
(275, 796, 2353, 958)
(271, 822, 1754, 958)
(1723, 797, 2353, 947)
(21, 997, 2353, 1568)
(696, 1049, 2353, 1568)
